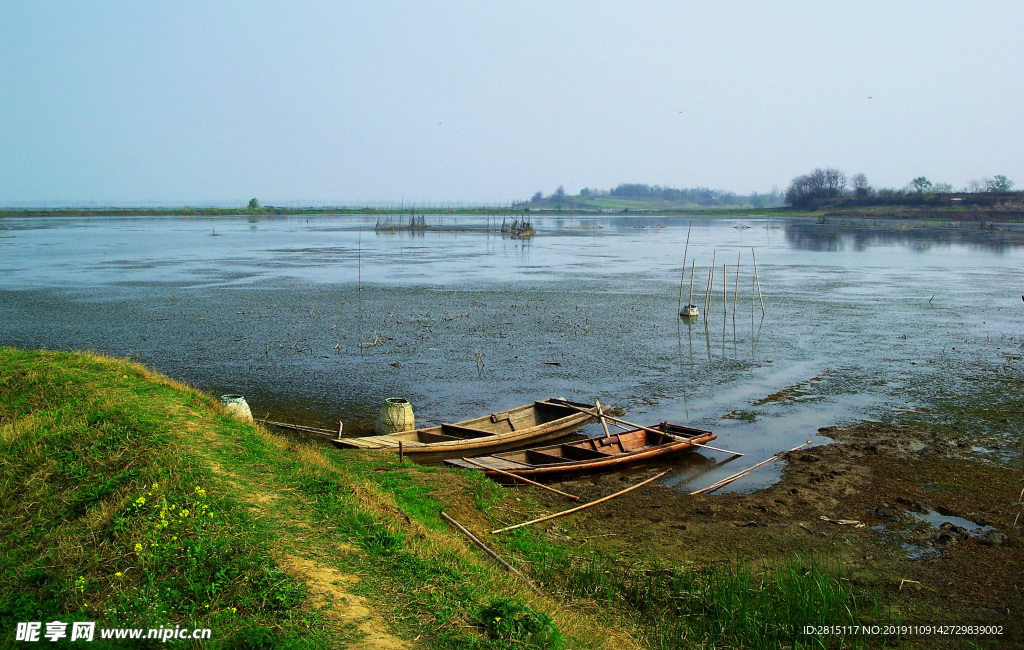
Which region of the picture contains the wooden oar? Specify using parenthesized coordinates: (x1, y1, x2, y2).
(595, 399, 612, 437)
(690, 440, 812, 495)
(552, 401, 741, 456)
(461, 458, 579, 501)
(491, 471, 669, 534)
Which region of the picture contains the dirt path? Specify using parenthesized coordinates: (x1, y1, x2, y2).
(198, 426, 413, 648)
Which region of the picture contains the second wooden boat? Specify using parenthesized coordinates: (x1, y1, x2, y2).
(443, 422, 716, 481)
(331, 398, 608, 463)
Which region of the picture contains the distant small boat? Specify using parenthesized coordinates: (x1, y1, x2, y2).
(680, 304, 699, 318)
(511, 218, 535, 238)
(331, 398, 607, 463)
(444, 422, 717, 481)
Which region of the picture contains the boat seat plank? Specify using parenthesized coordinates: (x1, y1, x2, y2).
(525, 449, 571, 465)
(416, 431, 462, 443)
(561, 445, 614, 461)
(440, 423, 498, 439)
(483, 458, 536, 471)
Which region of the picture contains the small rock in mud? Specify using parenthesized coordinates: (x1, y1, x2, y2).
(979, 530, 1007, 547)
(897, 497, 931, 513)
(874, 503, 903, 520)
(938, 522, 970, 540)
(797, 453, 819, 463)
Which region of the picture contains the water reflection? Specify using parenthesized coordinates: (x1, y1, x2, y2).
(784, 220, 1024, 254)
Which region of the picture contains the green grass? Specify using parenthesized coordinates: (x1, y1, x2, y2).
(0, 348, 331, 647)
(491, 519, 892, 649)
(0, 348, 618, 649)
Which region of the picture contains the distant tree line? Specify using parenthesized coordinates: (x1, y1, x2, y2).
(530, 183, 784, 208)
(784, 168, 1016, 209)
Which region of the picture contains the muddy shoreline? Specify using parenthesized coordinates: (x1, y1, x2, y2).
(484, 414, 1022, 647)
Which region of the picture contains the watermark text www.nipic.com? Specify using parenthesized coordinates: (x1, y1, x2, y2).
(15, 621, 213, 643)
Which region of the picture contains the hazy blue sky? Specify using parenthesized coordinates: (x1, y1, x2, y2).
(2, 1, 1022, 205)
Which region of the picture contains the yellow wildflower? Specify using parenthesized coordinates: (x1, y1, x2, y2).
(115, 572, 123, 577)
(134, 543, 143, 553)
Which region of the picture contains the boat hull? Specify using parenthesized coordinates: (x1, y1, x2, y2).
(444, 423, 716, 481)
(330, 399, 606, 463)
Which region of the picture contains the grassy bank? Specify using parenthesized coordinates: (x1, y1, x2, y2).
(0, 348, 623, 648)
(1, 348, 895, 648)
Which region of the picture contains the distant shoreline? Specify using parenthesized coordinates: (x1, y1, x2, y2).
(1, 204, 1022, 222)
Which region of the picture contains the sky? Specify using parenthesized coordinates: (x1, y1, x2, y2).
(2, 1, 1022, 206)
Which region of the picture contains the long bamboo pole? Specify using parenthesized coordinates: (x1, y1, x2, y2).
(752, 248, 765, 315)
(733, 251, 740, 322)
(723, 263, 727, 322)
(461, 457, 579, 501)
(688, 260, 696, 312)
(491, 471, 669, 534)
(550, 401, 741, 456)
(703, 269, 713, 325)
(440, 511, 541, 593)
(690, 440, 811, 495)
(707, 250, 717, 323)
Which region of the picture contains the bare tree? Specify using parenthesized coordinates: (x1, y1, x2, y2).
(851, 173, 871, 197)
(784, 167, 847, 207)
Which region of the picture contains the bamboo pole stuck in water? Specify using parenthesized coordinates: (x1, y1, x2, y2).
(703, 268, 713, 326)
(440, 511, 541, 593)
(733, 251, 740, 323)
(491, 471, 669, 534)
(461, 458, 580, 501)
(708, 251, 716, 322)
(723, 263, 727, 322)
(689, 260, 696, 313)
(752, 248, 765, 315)
(690, 440, 812, 495)
(677, 221, 692, 318)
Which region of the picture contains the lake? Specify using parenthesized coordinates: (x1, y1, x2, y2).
(3, 213, 1022, 491)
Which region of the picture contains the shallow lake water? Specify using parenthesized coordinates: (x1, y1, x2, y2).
(2, 213, 1022, 492)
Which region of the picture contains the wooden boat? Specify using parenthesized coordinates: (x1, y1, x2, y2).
(444, 422, 716, 481)
(331, 398, 608, 463)
(680, 304, 699, 318)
